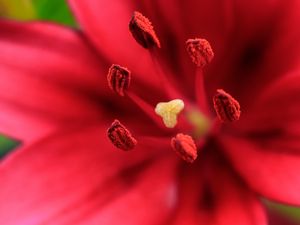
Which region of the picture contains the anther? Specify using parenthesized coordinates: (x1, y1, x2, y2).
(171, 133, 197, 163)
(213, 89, 241, 122)
(186, 38, 214, 68)
(107, 64, 131, 96)
(155, 99, 184, 128)
(107, 120, 137, 151)
(129, 11, 161, 49)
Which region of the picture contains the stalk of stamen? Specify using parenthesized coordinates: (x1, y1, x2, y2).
(195, 69, 209, 114)
(127, 91, 169, 130)
(186, 38, 214, 114)
(106, 63, 179, 131)
(171, 133, 197, 163)
(148, 51, 184, 100)
(128, 10, 184, 100)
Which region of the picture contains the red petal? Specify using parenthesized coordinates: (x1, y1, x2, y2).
(68, 0, 161, 89)
(0, 102, 55, 143)
(238, 73, 300, 136)
(220, 135, 300, 205)
(206, 0, 300, 109)
(219, 74, 300, 205)
(0, 21, 106, 142)
(0, 125, 177, 224)
(0, 20, 104, 94)
(129, 0, 196, 97)
(170, 150, 266, 225)
(237, 73, 300, 157)
(84, 157, 177, 225)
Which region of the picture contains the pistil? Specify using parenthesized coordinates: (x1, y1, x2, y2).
(155, 99, 185, 128)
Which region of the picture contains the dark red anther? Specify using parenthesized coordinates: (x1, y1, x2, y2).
(107, 120, 137, 151)
(107, 64, 131, 96)
(171, 133, 197, 163)
(213, 89, 241, 122)
(129, 11, 161, 49)
(186, 38, 214, 68)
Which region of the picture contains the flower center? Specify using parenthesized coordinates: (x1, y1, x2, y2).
(185, 108, 211, 139)
(105, 11, 241, 163)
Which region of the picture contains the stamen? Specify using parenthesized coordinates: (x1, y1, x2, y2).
(171, 133, 197, 163)
(107, 120, 137, 151)
(186, 38, 214, 68)
(129, 11, 161, 49)
(155, 99, 184, 128)
(213, 89, 241, 122)
(107, 64, 131, 96)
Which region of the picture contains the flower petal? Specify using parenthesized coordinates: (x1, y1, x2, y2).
(0, 102, 55, 144)
(206, 0, 300, 109)
(0, 20, 106, 142)
(0, 20, 103, 91)
(0, 124, 177, 225)
(170, 149, 266, 225)
(219, 74, 300, 205)
(83, 157, 177, 225)
(220, 135, 300, 205)
(238, 72, 300, 139)
(68, 0, 161, 89)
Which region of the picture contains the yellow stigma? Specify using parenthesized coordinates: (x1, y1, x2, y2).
(155, 99, 184, 128)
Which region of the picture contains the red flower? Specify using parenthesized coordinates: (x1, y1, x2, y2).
(1, 0, 300, 224)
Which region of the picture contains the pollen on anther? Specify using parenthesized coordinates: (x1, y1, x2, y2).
(213, 89, 241, 122)
(107, 64, 131, 96)
(107, 120, 137, 151)
(171, 133, 197, 163)
(155, 99, 184, 128)
(129, 11, 161, 49)
(186, 38, 214, 68)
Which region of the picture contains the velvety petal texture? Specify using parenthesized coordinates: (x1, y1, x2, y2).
(205, 0, 300, 111)
(0, 125, 177, 225)
(0, 20, 106, 143)
(170, 150, 266, 225)
(220, 73, 300, 205)
(1, 0, 300, 224)
(220, 136, 300, 205)
(68, 0, 163, 90)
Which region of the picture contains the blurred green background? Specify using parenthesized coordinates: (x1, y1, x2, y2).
(0, 0, 299, 223)
(0, 0, 76, 26)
